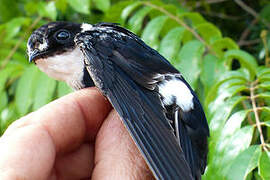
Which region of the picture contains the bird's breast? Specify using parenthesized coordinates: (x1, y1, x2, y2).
(35, 47, 85, 89)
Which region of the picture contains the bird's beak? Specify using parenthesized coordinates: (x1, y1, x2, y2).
(28, 49, 40, 63)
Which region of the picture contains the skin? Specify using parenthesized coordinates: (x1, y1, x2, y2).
(0, 88, 153, 180)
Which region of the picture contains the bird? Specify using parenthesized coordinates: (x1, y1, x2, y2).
(27, 21, 209, 180)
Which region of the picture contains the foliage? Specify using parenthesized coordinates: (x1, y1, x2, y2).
(0, 0, 270, 179)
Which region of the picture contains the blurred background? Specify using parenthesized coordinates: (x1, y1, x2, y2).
(0, 0, 270, 179)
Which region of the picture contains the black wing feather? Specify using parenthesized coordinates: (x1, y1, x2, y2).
(74, 23, 209, 180)
(109, 66, 193, 179)
(78, 42, 193, 179)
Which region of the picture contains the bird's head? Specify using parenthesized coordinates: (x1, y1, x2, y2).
(27, 21, 82, 63)
(27, 21, 93, 88)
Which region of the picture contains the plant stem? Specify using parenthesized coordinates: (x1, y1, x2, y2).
(250, 82, 267, 151)
(143, 2, 216, 55)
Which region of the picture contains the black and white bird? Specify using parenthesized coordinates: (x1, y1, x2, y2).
(27, 22, 209, 180)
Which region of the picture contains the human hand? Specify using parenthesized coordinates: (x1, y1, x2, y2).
(0, 88, 153, 180)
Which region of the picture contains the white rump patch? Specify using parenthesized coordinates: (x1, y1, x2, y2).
(81, 23, 93, 32)
(159, 77, 194, 112)
(35, 47, 85, 89)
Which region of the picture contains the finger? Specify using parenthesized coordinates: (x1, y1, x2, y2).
(51, 143, 94, 180)
(0, 123, 56, 180)
(4, 88, 111, 153)
(0, 88, 111, 180)
(92, 110, 154, 180)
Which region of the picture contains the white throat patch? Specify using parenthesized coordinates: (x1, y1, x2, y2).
(159, 77, 194, 112)
(35, 47, 85, 89)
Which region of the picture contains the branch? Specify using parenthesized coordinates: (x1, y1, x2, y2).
(238, 19, 258, 46)
(250, 82, 267, 151)
(199, 11, 241, 20)
(234, 0, 270, 30)
(195, 0, 229, 8)
(238, 39, 260, 46)
(143, 2, 216, 55)
(1, 16, 42, 69)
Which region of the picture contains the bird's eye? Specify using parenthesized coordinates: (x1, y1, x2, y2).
(55, 30, 70, 41)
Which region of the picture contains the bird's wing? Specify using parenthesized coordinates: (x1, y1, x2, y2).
(86, 23, 209, 179)
(75, 24, 194, 179)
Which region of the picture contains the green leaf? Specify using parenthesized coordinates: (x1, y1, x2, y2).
(214, 110, 250, 161)
(259, 151, 270, 180)
(0, 91, 8, 112)
(195, 22, 222, 44)
(221, 110, 249, 139)
(208, 125, 255, 179)
(127, 6, 152, 34)
(227, 145, 261, 180)
(4, 17, 27, 40)
(222, 83, 247, 95)
(260, 107, 270, 114)
(57, 81, 73, 97)
(258, 81, 270, 89)
(211, 37, 239, 58)
(256, 92, 270, 100)
(218, 126, 254, 177)
(0, 66, 19, 92)
(38, 1, 57, 20)
(24, 1, 39, 16)
(93, 0, 110, 12)
(159, 27, 185, 61)
(67, 0, 90, 14)
(258, 73, 270, 82)
(206, 79, 247, 112)
(104, 0, 134, 23)
(0, 104, 19, 134)
(257, 66, 270, 77)
(223, 125, 254, 159)
(178, 12, 206, 26)
(0, 63, 25, 85)
(142, 16, 168, 49)
(206, 69, 249, 105)
(175, 40, 205, 89)
(224, 50, 258, 79)
(15, 65, 39, 116)
(55, 0, 68, 13)
(255, 168, 264, 180)
(33, 72, 57, 110)
(209, 96, 247, 131)
(0, 0, 20, 23)
(121, 1, 142, 21)
(201, 54, 226, 94)
(262, 121, 270, 127)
